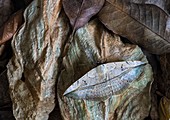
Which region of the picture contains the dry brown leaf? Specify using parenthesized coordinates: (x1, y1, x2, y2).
(7, 0, 70, 119)
(159, 97, 170, 120)
(62, 0, 105, 31)
(98, 1, 170, 54)
(0, 10, 23, 45)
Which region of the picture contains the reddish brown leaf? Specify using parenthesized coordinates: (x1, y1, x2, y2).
(62, 0, 105, 31)
(0, 10, 23, 45)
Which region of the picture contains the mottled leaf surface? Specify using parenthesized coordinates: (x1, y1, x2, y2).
(7, 0, 70, 119)
(57, 20, 153, 120)
(64, 61, 146, 100)
(62, 0, 105, 30)
(98, 1, 170, 54)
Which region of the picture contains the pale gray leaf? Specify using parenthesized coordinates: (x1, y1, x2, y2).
(64, 61, 146, 100)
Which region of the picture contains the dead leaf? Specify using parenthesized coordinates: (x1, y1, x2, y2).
(98, 1, 170, 54)
(7, 0, 70, 119)
(62, 0, 105, 57)
(64, 61, 146, 100)
(58, 19, 153, 120)
(0, 10, 23, 45)
(62, 0, 105, 31)
(159, 97, 170, 120)
(129, 0, 169, 13)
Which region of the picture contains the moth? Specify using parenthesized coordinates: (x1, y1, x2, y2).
(64, 61, 147, 101)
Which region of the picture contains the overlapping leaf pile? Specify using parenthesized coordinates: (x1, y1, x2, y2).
(57, 19, 153, 120)
(60, 0, 170, 119)
(0, 0, 31, 120)
(0, 0, 15, 119)
(0, 0, 170, 120)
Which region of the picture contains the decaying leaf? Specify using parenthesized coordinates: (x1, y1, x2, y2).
(7, 0, 70, 119)
(0, 10, 23, 45)
(98, 1, 170, 54)
(62, 0, 105, 57)
(129, 0, 169, 13)
(64, 61, 146, 100)
(62, 0, 105, 30)
(57, 19, 153, 120)
(159, 97, 170, 120)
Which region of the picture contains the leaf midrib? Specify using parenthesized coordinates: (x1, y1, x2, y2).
(106, 1, 170, 44)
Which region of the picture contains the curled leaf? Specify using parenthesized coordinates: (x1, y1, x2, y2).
(0, 10, 23, 45)
(62, 0, 105, 30)
(64, 61, 146, 100)
(98, 1, 170, 54)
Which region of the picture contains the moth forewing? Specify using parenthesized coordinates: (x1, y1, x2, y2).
(63, 61, 146, 100)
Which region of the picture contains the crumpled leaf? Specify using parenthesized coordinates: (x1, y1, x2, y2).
(58, 19, 153, 120)
(64, 61, 146, 100)
(7, 0, 70, 119)
(159, 97, 170, 120)
(62, 0, 105, 30)
(98, 1, 170, 54)
(0, 10, 23, 45)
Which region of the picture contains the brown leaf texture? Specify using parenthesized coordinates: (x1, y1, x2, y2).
(98, 1, 170, 54)
(159, 97, 170, 120)
(7, 0, 70, 119)
(62, 0, 105, 31)
(0, 10, 23, 45)
(130, 0, 170, 13)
